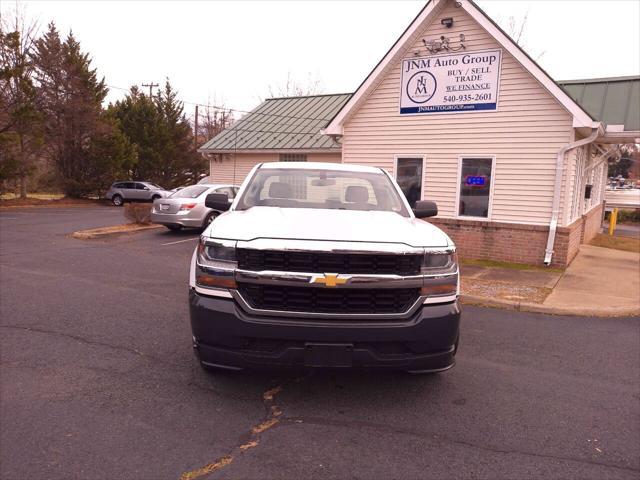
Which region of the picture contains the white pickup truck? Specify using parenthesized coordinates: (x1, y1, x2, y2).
(189, 162, 461, 373)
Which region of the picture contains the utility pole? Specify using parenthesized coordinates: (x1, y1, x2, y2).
(142, 82, 159, 98)
(194, 105, 199, 148)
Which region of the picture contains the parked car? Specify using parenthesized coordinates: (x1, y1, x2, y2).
(105, 181, 170, 206)
(150, 184, 239, 231)
(189, 162, 460, 373)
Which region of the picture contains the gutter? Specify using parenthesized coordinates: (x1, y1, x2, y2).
(197, 148, 342, 155)
(543, 125, 601, 265)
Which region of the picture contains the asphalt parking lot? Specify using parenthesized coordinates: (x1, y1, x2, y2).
(1, 206, 639, 480)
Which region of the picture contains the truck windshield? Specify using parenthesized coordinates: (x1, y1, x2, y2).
(236, 168, 409, 216)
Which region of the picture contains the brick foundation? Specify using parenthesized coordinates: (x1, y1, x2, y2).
(429, 202, 604, 268)
(555, 219, 583, 266)
(581, 203, 604, 244)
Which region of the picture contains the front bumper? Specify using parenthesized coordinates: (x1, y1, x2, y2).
(150, 211, 205, 228)
(189, 289, 461, 372)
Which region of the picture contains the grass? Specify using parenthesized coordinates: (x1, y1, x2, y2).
(461, 278, 552, 304)
(460, 258, 565, 273)
(0, 192, 65, 200)
(589, 233, 640, 253)
(0, 196, 102, 208)
(604, 209, 640, 223)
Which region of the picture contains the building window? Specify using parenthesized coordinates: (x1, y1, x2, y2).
(394, 156, 425, 207)
(457, 157, 494, 218)
(279, 153, 307, 162)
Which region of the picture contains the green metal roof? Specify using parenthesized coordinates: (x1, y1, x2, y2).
(200, 77, 638, 153)
(199, 93, 352, 152)
(558, 76, 640, 131)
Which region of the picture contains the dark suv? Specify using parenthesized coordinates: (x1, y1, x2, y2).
(105, 181, 170, 206)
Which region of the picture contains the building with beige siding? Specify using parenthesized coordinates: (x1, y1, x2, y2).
(199, 0, 639, 266)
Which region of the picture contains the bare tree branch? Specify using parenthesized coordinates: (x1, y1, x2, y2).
(266, 71, 324, 99)
(504, 12, 545, 62)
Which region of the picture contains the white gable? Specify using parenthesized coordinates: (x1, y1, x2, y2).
(324, 0, 595, 135)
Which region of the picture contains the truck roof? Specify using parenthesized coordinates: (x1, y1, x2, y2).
(259, 162, 383, 174)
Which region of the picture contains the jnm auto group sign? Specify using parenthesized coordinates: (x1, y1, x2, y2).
(400, 49, 502, 114)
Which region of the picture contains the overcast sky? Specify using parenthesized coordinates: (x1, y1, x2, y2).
(6, 0, 640, 116)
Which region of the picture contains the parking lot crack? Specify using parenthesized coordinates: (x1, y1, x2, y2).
(278, 415, 640, 475)
(179, 380, 297, 480)
(1, 324, 149, 360)
(0, 264, 175, 301)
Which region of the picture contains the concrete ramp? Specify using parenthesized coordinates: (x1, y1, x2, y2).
(543, 245, 640, 315)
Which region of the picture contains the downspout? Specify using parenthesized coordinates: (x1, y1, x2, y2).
(543, 127, 600, 265)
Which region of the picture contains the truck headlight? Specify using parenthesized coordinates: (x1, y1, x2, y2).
(198, 238, 237, 264)
(421, 250, 457, 273)
(196, 237, 237, 289)
(421, 249, 458, 297)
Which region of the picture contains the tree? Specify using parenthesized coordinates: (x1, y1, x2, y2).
(108, 87, 164, 182)
(266, 71, 324, 98)
(32, 23, 135, 197)
(608, 145, 639, 179)
(154, 80, 206, 186)
(88, 119, 137, 197)
(608, 157, 633, 179)
(110, 80, 207, 188)
(195, 102, 233, 146)
(0, 12, 42, 197)
(504, 13, 545, 61)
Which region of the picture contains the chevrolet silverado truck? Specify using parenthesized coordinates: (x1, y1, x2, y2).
(189, 162, 461, 373)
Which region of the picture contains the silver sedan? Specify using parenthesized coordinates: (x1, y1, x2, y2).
(150, 184, 239, 231)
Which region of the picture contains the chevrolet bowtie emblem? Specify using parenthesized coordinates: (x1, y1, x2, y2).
(312, 273, 347, 287)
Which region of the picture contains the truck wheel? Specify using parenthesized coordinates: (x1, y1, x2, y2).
(165, 225, 182, 231)
(112, 194, 124, 206)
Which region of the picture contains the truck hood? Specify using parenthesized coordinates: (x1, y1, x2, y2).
(206, 207, 452, 248)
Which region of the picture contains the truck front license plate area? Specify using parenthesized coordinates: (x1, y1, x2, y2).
(304, 343, 353, 367)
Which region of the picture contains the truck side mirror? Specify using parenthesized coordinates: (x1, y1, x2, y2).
(412, 200, 438, 218)
(205, 193, 231, 211)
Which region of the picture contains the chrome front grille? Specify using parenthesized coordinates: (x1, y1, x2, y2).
(237, 283, 420, 315)
(236, 249, 422, 276)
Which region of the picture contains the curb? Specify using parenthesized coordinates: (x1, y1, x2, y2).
(71, 224, 163, 239)
(460, 294, 640, 317)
